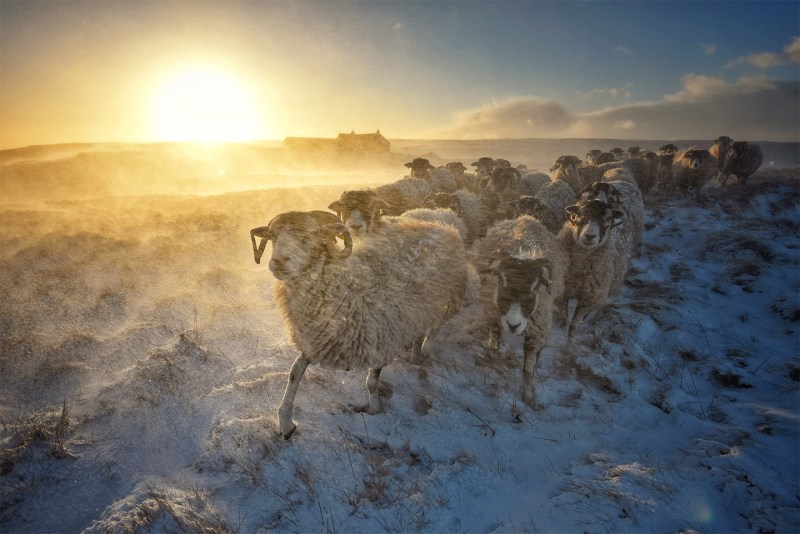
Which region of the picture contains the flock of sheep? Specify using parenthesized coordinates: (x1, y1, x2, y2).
(249, 136, 763, 439)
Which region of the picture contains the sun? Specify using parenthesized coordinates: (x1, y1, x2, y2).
(151, 67, 263, 142)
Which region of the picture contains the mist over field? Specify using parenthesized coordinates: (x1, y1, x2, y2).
(1, 139, 798, 533)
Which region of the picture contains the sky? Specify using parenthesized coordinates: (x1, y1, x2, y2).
(1, 0, 798, 149)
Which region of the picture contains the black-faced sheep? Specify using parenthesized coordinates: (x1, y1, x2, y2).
(709, 135, 734, 175)
(558, 193, 643, 349)
(405, 157, 435, 180)
(659, 143, 680, 156)
(250, 210, 467, 438)
(550, 155, 585, 196)
(328, 178, 430, 235)
(626, 146, 641, 159)
(716, 141, 763, 186)
(471, 157, 496, 182)
(610, 148, 625, 161)
(659, 147, 716, 194)
(579, 179, 644, 247)
(475, 215, 567, 406)
(479, 167, 523, 224)
(585, 150, 604, 165)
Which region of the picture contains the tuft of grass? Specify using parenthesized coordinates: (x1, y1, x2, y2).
(1, 401, 74, 476)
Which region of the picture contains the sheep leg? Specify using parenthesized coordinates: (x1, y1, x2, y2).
(365, 367, 383, 415)
(278, 354, 310, 439)
(566, 300, 594, 352)
(522, 314, 550, 408)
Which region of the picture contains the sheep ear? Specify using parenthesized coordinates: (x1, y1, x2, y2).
(328, 200, 342, 212)
(250, 226, 273, 264)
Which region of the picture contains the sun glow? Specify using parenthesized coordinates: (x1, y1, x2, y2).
(151, 67, 264, 142)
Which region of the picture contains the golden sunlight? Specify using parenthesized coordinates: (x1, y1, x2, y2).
(151, 67, 263, 142)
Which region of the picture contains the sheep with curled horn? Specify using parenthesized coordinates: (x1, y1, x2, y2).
(657, 147, 716, 194)
(579, 177, 644, 247)
(610, 148, 625, 161)
(475, 215, 567, 407)
(714, 140, 763, 186)
(585, 149, 604, 165)
(626, 146, 641, 159)
(250, 210, 468, 439)
(471, 157, 497, 183)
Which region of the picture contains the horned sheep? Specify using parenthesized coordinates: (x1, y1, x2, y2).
(250, 210, 468, 438)
(550, 155, 585, 196)
(475, 215, 567, 406)
(709, 135, 734, 175)
(657, 147, 716, 194)
(507, 179, 576, 234)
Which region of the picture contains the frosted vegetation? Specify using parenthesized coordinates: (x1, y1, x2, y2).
(0, 141, 798, 533)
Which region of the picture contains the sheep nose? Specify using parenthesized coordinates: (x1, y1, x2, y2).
(507, 321, 522, 333)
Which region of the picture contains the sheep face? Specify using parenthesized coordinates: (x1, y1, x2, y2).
(565, 200, 622, 250)
(550, 155, 581, 176)
(487, 257, 552, 336)
(471, 157, 495, 179)
(256, 212, 352, 282)
(677, 148, 714, 171)
(328, 190, 390, 236)
(506, 196, 544, 219)
(405, 158, 434, 180)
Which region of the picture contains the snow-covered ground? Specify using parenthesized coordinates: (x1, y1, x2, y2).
(1, 157, 798, 533)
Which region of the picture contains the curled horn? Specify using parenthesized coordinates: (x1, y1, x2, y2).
(321, 223, 353, 260)
(250, 226, 274, 264)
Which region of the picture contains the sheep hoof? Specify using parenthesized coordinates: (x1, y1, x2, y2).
(281, 423, 297, 440)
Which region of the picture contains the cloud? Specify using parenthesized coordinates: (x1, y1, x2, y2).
(576, 82, 633, 99)
(700, 43, 716, 55)
(613, 45, 633, 56)
(433, 75, 799, 141)
(725, 36, 800, 69)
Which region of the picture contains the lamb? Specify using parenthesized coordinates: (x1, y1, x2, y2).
(715, 141, 763, 186)
(658, 147, 716, 194)
(422, 189, 487, 244)
(549, 155, 585, 196)
(709, 135, 734, 175)
(250, 210, 467, 438)
(558, 195, 642, 349)
(475, 215, 567, 405)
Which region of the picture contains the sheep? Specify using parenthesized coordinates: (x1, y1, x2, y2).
(558, 195, 642, 349)
(471, 157, 496, 181)
(709, 135, 734, 175)
(494, 158, 512, 169)
(250, 210, 467, 438)
(475, 215, 567, 405)
(479, 167, 523, 224)
(579, 158, 656, 195)
(658, 147, 716, 194)
(595, 152, 616, 165)
(506, 179, 576, 234)
(610, 148, 625, 161)
(715, 141, 763, 186)
(585, 149, 604, 165)
(578, 179, 645, 247)
(428, 166, 461, 193)
(550, 155, 585, 196)
(328, 179, 430, 236)
(422, 189, 487, 244)
(519, 171, 552, 197)
(446, 161, 469, 189)
(659, 143, 680, 155)
(602, 167, 636, 185)
(626, 146, 641, 159)
(405, 157, 435, 180)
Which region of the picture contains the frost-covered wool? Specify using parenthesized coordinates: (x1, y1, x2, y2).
(375, 177, 431, 215)
(558, 198, 640, 346)
(428, 166, 461, 193)
(273, 217, 467, 371)
(400, 207, 469, 244)
(422, 188, 487, 244)
(475, 215, 567, 405)
(532, 179, 576, 233)
(519, 171, 552, 197)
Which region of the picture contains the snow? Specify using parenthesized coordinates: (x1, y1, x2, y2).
(0, 145, 798, 533)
